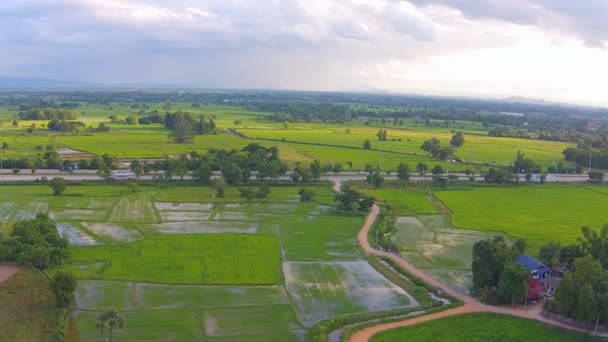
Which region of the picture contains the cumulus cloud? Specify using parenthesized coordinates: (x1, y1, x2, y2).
(0, 0, 606, 105)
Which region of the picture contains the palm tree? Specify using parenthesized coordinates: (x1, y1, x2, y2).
(97, 309, 124, 342)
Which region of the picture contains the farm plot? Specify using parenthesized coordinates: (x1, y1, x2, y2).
(435, 185, 608, 252)
(67, 234, 282, 285)
(75, 280, 290, 311)
(110, 192, 158, 223)
(146, 220, 259, 234)
(56, 223, 98, 246)
(283, 261, 416, 325)
(392, 215, 504, 293)
(371, 313, 598, 342)
(81, 222, 141, 242)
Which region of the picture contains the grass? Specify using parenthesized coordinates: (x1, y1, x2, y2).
(67, 234, 282, 285)
(436, 185, 608, 252)
(0, 269, 61, 342)
(371, 313, 604, 341)
(357, 186, 438, 215)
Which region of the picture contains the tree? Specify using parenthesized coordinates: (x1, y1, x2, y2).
(310, 160, 322, 181)
(376, 129, 388, 141)
(97, 309, 125, 342)
(416, 162, 427, 175)
(168, 112, 195, 143)
(127, 181, 138, 193)
(332, 163, 343, 173)
(498, 262, 529, 304)
(421, 138, 441, 157)
(298, 188, 315, 202)
(371, 171, 384, 188)
(193, 163, 212, 184)
(589, 171, 605, 183)
(484, 168, 515, 184)
(513, 150, 541, 173)
(363, 140, 372, 150)
(431, 165, 444, 175)
(51, 271, 76, 307)
(396, 163, 411, 181)
(97, 165, 111, 180)
(239, 187, 255, 202)
(335, 187, 374, 213)
(555, 256, 608, 325)
(450, 131, 465, 147)
(539, 241, 561, 266)
(221, 162, 242, 185)
(50, 177, 66, 196)
(129, 159, 143, 177)
(211, 177, 226, 198)
(559, 244, 583, 266)
(0, 214, 68, 269)
(472, 236, 517, 292)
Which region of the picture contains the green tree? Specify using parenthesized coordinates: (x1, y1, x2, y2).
(168, 113, 195, 143)
(431, 165, 444, 175)
(416, 162, 427, 175)
(497, 262, 529, 304)
(421, 138, 441, 157)
(97, 309, 125, 342)
(396, 162, 411, 181)
(127, 181, 138, 193)
(363, 140, 372, 150)
(539, 241, 561, 266)
(371, 171, 384, 188)
(298, 188, 315, 202)
(221, 162, 242, 185)
(129, 159, 143, 177)
(310, 160, 322, 181)
(51, 271, 76, 307)
(472, 236, 517, 292)
(238, 187, 255, 202)
(450, 131, 465, 147)
(49, 177, 66, 196)
(332, 163, 343, 173)
(211, 177, 226, 198)
(193, 163, 212, 184)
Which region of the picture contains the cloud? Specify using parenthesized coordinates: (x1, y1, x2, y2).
(0, 0, 607, 105)
(410, 0, 608, 46)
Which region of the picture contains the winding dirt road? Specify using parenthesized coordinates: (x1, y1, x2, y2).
(333, 180, 608, 341)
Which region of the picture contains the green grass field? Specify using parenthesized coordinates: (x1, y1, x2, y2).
(371, 313, 603, 341)
(357, 187, 438, 215)
(436, 185, 608, 251)
(67, 234, 282, 285)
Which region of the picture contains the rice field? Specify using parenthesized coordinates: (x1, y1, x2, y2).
(0, 102, 575, 171)
(371, 313, 601, 342)
(0, 183, 418, 340)
(435, 185, 608, 252)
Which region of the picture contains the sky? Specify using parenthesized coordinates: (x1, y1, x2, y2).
(1, 0, 607, 105)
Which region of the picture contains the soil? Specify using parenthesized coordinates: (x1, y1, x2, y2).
(0, 264, 20, 284)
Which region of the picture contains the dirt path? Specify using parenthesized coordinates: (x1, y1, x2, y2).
(331, 180, 608, 341)
(0, 264, 20, 284)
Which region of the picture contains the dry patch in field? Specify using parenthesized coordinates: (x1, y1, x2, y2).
(154, 202, 214, 211)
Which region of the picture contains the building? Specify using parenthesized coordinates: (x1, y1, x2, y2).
(516, 255, 550, 280)
(526, 276, 544, 300)
(543, 276, 562, 294)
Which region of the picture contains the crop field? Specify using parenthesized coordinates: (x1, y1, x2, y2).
(0, 183, 418, 340)
(436, 185, 608, 252)
(67, 234, 282, 285)
(0, 101, 575, 170)
(371, 313, 601, 341)
(357, 187, 439, 215)
(284, 261, 416, 325)
(0, 269, 60, 342)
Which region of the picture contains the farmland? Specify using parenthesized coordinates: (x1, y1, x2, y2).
(436, 185, 608, 251)
(371, 313, 602, 341)
(0, 183, 420, 341)
(0, 101, 576, 171)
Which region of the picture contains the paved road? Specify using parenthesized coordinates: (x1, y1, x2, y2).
(0, 169, 595, 183)
(332, 180, 608, 341)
